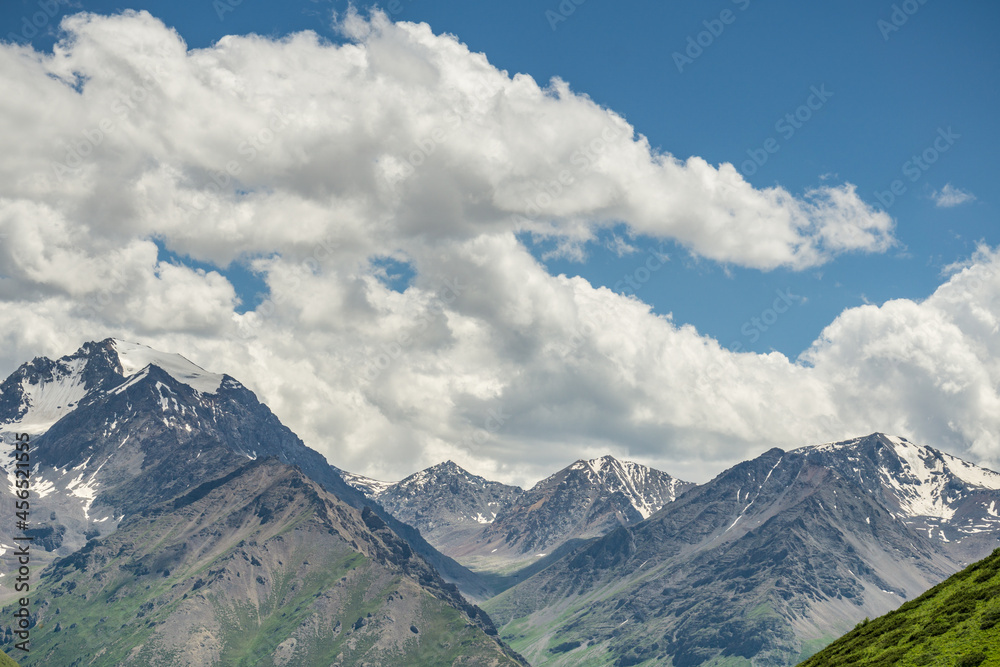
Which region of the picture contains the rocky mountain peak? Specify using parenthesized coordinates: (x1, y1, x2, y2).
(561, 454, 695, 518)
(791, 432, 1000, 550)
(0, 338, 491, 600)
(473, 456, 693, 558)
(109, 339, 226, 394)
(0, 339, 233, 438)
(362, 461, 524, 555)
(0, 339, 124, 434)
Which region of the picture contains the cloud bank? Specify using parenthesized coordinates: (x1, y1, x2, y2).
(4, 10, 998, 485)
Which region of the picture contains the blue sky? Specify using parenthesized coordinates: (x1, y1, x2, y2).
(4, 0, 995, 356)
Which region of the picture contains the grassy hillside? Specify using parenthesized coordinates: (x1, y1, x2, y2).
(799, 547, 1000, 666)
(0, 651, 20, 666)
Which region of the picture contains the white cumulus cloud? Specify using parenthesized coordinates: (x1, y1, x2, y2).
(932, 183, 976, 208)
(5, 10, 999, 487)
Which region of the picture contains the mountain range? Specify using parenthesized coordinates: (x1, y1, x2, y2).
(3, 339, 1000, 666)
(345, 455, 694, 572)
(481, 434, 1000, 666)
(338, 427, 1000, 665)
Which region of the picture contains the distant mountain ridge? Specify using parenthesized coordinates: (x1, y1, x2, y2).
(475, 454, 695, 559)
(345, 461, 525, 554)
(483, 434, 1000, 666)
(341, 455, 695, 568)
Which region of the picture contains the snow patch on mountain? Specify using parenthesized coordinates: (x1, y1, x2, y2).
(870, 436, 955, 519)
(33, 474, 56, 499)
(112, 340, 224, 394)
(2, 357, 89, 433)
(574, 455, 690, 519)
(794, 436, 866, 454)
(340, 471, 397, 498)
(880, 435, 1000, 520)
(66, 471, 100, 520)
(797, 434, 1000, 542)
(932, 449, 1000, 490)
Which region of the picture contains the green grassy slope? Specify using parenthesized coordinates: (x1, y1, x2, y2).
(799, 547, 1000, 667)
(0, 651, 20, 666)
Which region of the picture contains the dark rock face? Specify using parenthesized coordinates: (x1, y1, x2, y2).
(22, 524, 66, 551)
(486, 435, 1000, 667)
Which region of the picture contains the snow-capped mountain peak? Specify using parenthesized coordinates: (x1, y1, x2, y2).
(1, 339, 226, 438)
(111, 339, 224, 394)
(0, 340, 122, 435)
(567, 455, 692, 518)
(794, 432, 1000, 546)
(797, 433, 1000, 497)
(575, 454, 616, 474)
(468, 456, 695, 558)
(1, 338, 370, 558)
